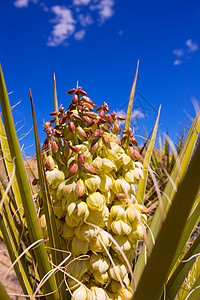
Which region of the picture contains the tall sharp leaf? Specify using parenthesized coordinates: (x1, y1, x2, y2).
(133, 141, 200, 300)
(54, 73, 59, 126)
(0, 281, 11, 300)
(164, 233, 200, 299)
(167, 196, 200, 279)
(0, 65, 58, 299)
(0, 210, 33, 298)
(136, 105, 161, 204)
(125, 60, 139, 129)
(186, 275, 200, 300)
(134, 110, 200, 286)
(0, 116, 23, 212)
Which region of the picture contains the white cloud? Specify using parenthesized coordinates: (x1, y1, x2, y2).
(47, 6, 76, 47)
(173, 49, 184, 58)
(173, 59, 183, 66)
(74, 29, 86, 40)
(173, 38, 198, 65)
(14, 0, 37, 8)
(90, 0, 115, 24)
(73, 0, 91, 5)
(186, 39, 198, 52)
(131, 110, 145, 119)
(14, 0, 116, 46)
(78, 13, 94, 26)
(40, 2, 49, 12)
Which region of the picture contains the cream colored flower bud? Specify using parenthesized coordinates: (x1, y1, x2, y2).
(39, 214, 46, 229)
(46, 168, 65, 189)
(57, 178, 78, 208)
(104, 148, 119, 161)
(88, 287, 108, 300)
(65, 201, 89, 227)
(85, 175, 101, 193)
(86, 192, 105, 211)
(62, 222, 75, 240)
(108, 259, 127, 281)
(108, 280, 121, 294)
(125, 203, 136, 224)
(67, 259, 90, 279)
(91, 156, 116, 173)
(123, 274, 130, 286)
(112, 179, 130, 195)
(39, 215, 48, 238)
(90, 231, 110, 253)
(87, 205, 109, 227)
(111, 220, 131, 235)
(72, 285, 88, 300)
(75, 223, 99, 242)
(130, 183, 136, 195)
(110, 205, 125, 221)
(133, 162, 144, 180)
(128, 223, 145, 243)
(141, 213, 148, 223)
(68, 201, 76, 213)
(111, 235, 131, 254)
(71, 236, 89, 256)
(119, 153, 131, 166)
(118, 286, 133, 300)
(53, 200, 65, 219)
(125, 170, 135, 183)
(93, 270, 110, 285)
(65, 212, 79, 227)
(77, 201, 88, 217)
(99, 174, 113, 193)
(90, 253, 110, 273)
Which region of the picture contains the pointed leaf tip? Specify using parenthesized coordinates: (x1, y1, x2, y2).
(125, 61, 139, 129)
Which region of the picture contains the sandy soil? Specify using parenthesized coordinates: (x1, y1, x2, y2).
(0, 240, 24, 300)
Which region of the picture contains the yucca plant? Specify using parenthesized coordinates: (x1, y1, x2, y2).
(0, 62, 200, 300)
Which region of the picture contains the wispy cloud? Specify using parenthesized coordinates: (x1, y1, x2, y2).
(14, 0, 116, 46)
(173, 38, 198, 66)
(78, 13, 94, 26)
(74, 29, 86, 40)
(173, 49, 184, 58)
(40, 2, 49, 12)
(73, 0, 92, 5)
(90, 0, 115, 24)
(186, 39, 198, 52)
(14, 0, 37, 8)
(173, 59, 183, 66)
(47, 6, 76, 47)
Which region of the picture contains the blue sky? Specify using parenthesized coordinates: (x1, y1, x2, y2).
(0, 0, 200, 156)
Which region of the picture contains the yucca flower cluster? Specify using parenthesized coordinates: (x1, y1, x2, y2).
(40, 86, 148, 299)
